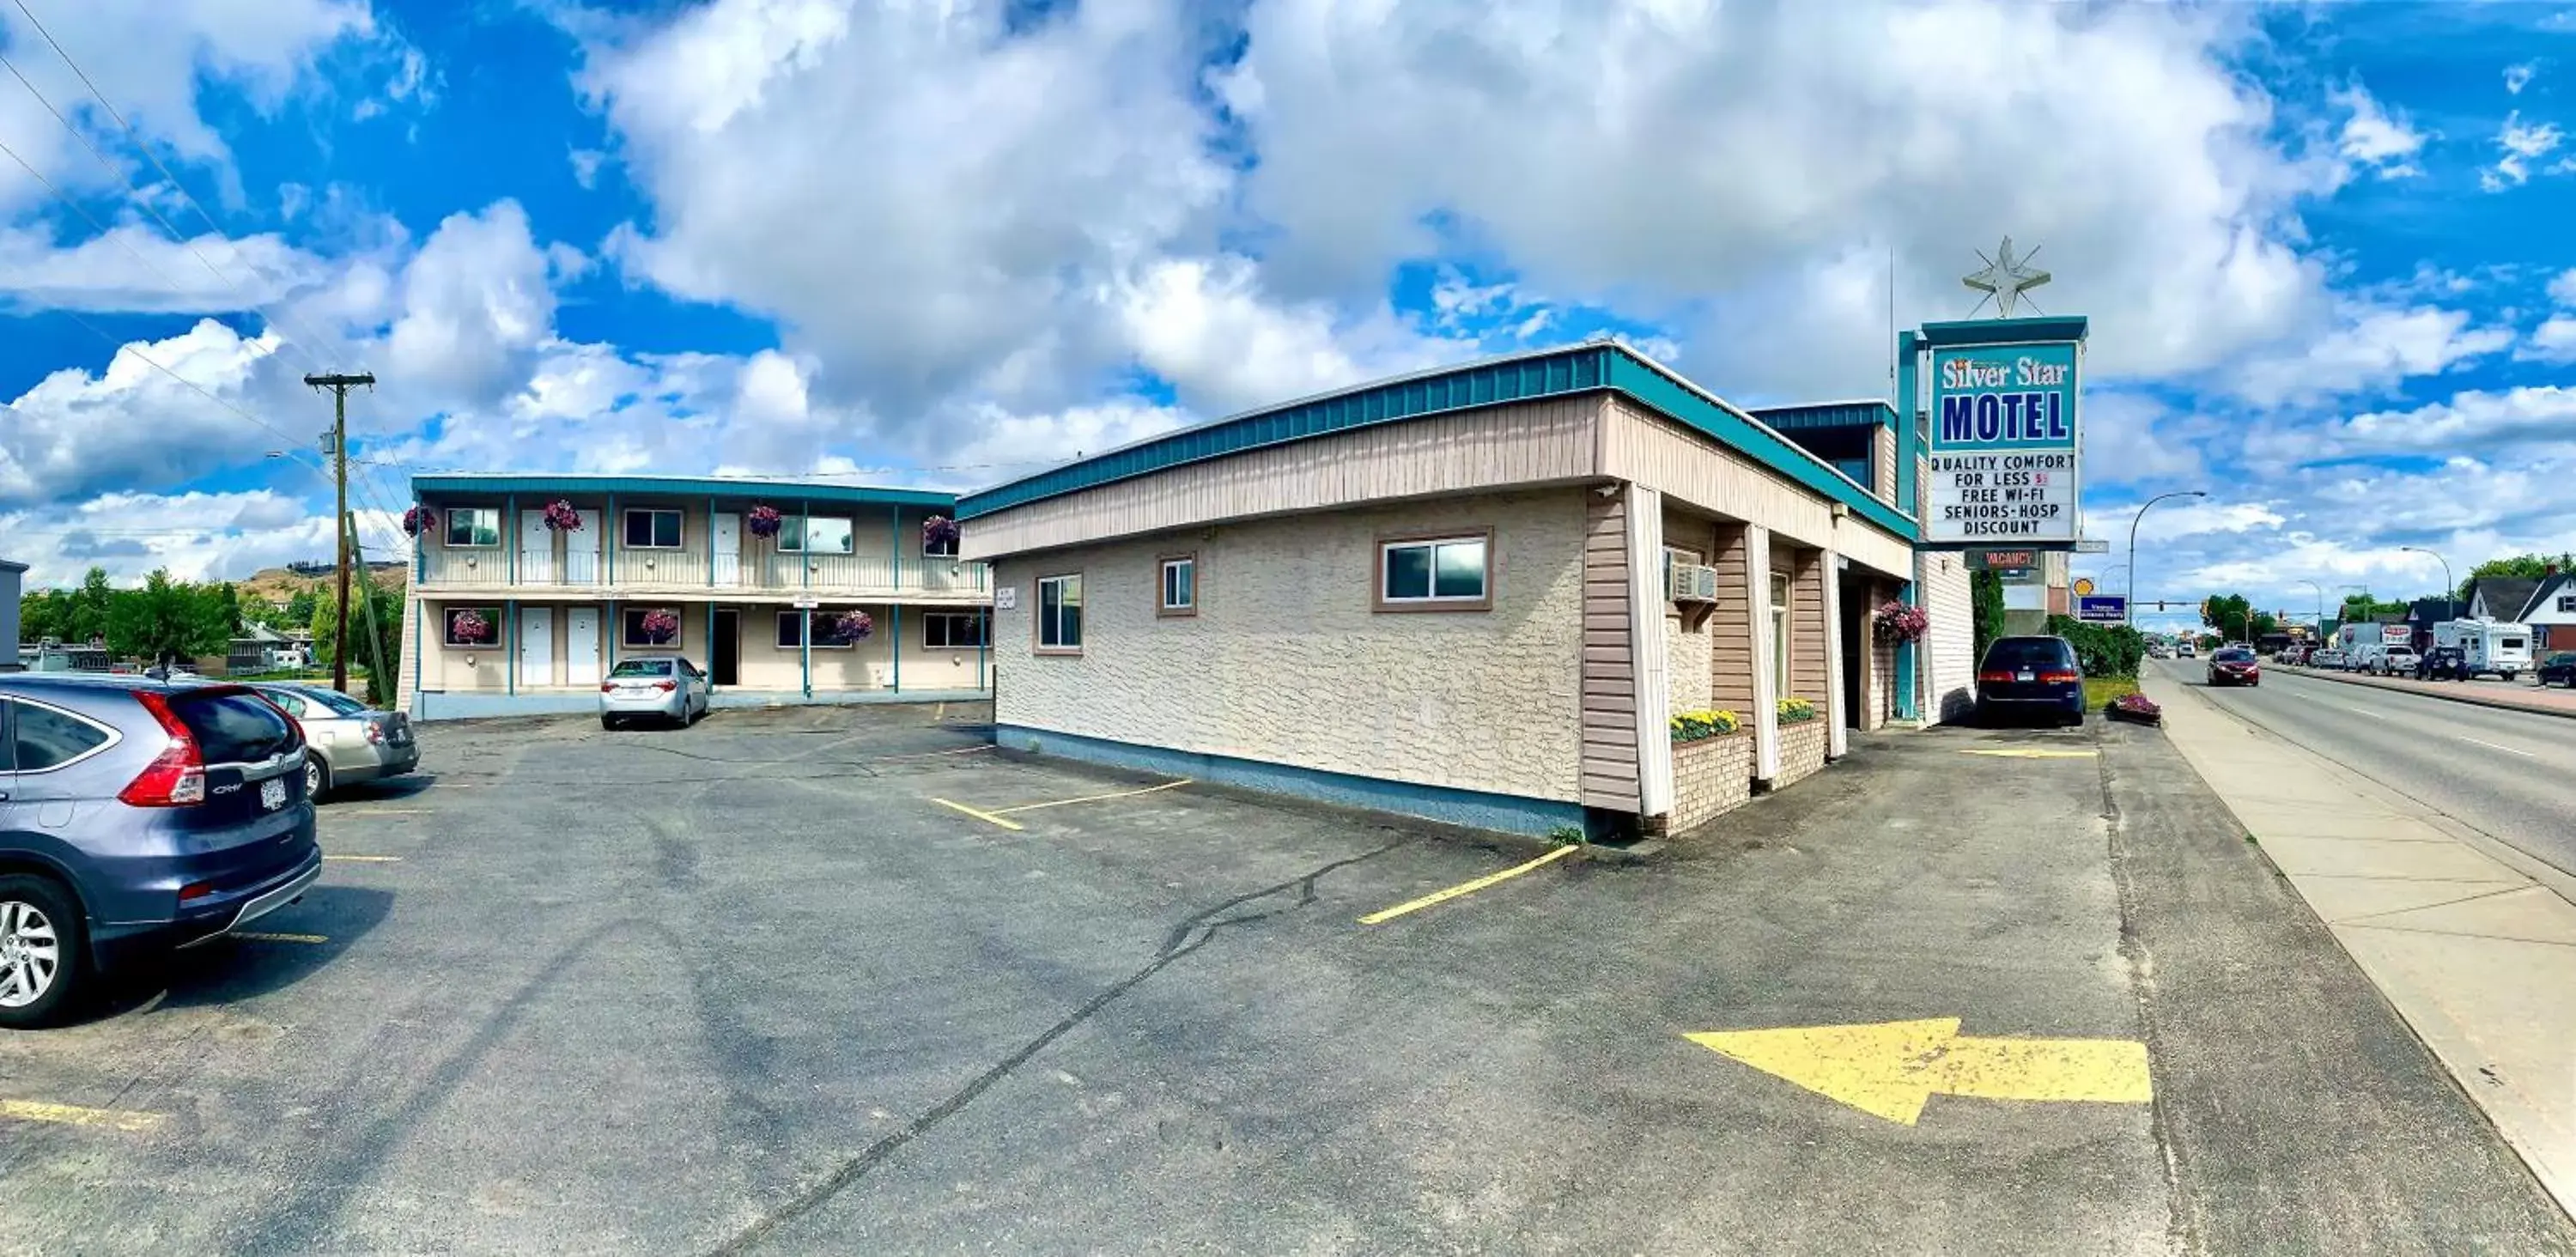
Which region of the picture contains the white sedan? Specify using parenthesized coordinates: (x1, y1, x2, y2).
(598, 657, 712, 729)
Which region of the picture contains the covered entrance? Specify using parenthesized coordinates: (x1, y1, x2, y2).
(712, 609, 740, 687)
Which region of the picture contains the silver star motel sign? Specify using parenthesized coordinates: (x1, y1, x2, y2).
(1963, 237, 2051, 318)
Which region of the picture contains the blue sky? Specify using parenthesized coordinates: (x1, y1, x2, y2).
(3, 0, 2573, 636)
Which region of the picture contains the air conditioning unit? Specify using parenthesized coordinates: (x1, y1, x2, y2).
(1668, 563, 1719, 603)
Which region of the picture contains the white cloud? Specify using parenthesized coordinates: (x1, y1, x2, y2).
(2521, 316, 2576, 363)
(2226, 304, 2512, 407)
(1110, 256, 1474, 415)
(2480, 111, 2567, 191)
(2330, 82, 2426, 179)
(383, 200, 568, 408)
(0, 319, 305, 510)
(0, 223, 329, 313)
(2506, 63, 2537, 95)
(2549, 267, 2576, 308)
(568, 147, 605, 189)
(0, 489, 366, 587)
(2330, 386, 2576, 454)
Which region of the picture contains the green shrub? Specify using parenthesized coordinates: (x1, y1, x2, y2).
(2044, 616, 2146, 680)
(1670, 708, 1742, 742)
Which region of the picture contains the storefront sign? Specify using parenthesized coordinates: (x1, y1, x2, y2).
(1926, 340, 2081, 545)
(1965, 548, 2038, 572)
(2076, 595, 2126, 623)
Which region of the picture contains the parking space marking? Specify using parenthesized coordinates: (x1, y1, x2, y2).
(231, 932, 330, 945)
(1959, 749, 2099, 760)
(1359, 844, 1580, 925)
(932, 798, 1027, 831)
(323, 854, 403, 863)
(990, 779, 1194, 816)
(2, 1099, 167, 1133)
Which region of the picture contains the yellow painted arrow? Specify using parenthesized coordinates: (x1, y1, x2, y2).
(1685, 1017, 2151, 1126)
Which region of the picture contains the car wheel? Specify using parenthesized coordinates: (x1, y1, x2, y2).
(304, 756, 330, 802)
(0, 875, 86, 1030)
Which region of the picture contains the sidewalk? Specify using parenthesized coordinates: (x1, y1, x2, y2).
(2282, 664, 2576, 720)
(2148, 669, 2576, 1218)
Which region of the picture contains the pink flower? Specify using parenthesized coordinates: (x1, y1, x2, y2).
(747, 505, 784, 537)
(640, 609, 680, 643)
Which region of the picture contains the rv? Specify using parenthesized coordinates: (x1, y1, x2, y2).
(2430, 619, 2533, 681)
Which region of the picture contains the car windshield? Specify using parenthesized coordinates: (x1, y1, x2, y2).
(610, 659, 674, 677)
(2213, 649, 2254, 662)
(1981, 638, 2075, 669)
(292, 687, 370, 716)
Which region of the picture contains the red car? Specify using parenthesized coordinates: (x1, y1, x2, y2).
(2207, 647, 2261, 687)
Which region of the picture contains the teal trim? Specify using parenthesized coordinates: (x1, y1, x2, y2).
(890, 603, 902, 694)
(1746, 401, 1896, 432)
(707, 603, 718, 695)
(956, 342, 1917, 540)
(606, 598, 618, 670)
(1916, 315, 2090, 348)
(1895, 332, 1922, 515)
(504, 600, 517, 696)
(992, 726, 1595, 838)
(1893, 578, 1920, 720)
(416, 473, 955, 509)
(707, 496, 718, 586)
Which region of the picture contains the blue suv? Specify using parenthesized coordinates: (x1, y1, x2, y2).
(1, 675, 319, 1029)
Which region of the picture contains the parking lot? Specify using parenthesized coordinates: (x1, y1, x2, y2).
(4, 702, 2567, 1255)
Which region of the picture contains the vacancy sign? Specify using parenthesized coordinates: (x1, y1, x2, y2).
(1926, 340, 2082, 546)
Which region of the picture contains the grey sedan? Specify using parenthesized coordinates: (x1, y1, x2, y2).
(250, 684, 420, 799)
(599, 658, 710, 729)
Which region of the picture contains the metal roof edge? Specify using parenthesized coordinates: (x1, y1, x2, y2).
(1916, 316, 2090, 348)
(412, 473, 957, 506)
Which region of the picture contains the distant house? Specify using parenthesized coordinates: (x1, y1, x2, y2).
(2464, 576, 2543, 623)
(2402, 598, 2456, 652)
(226, 623, 316, 673)
(2518, 573, 2576, 653)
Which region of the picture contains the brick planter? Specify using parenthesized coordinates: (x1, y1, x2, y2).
(1659, 729, 1754, 835)
(1770, 716, 1828, 789)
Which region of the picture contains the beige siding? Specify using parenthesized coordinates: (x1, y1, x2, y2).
(1602, 398, 1913, 579)
(993, 489, 1589, 803)
(1872, 425, 1898, 503)
(1923, 551, 1976, 723)
(412, 598, 987, 694)
(1582, 491, 1642, 811)
(961, 397, 1605, 561)
(1708, 522, 1758, 717)
(1780, 543, 1829, 708)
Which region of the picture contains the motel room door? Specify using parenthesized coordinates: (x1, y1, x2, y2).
(565, 607, 602, 686)
(519, 509, 556, 582)
(712, 610, 740, 687)
(519, 607, 555, 686)
(711, 512, 741, 586)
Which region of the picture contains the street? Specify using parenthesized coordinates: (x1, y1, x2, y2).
(2151, 659, 2576, 884)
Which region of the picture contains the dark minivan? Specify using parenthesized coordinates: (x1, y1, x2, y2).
(1975, 635, 2087, 726)
(1, 675, 319, 1028)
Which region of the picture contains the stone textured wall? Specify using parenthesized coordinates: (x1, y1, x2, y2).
(992, 488, 1589, 802)
(1661, 731, 1754, 834)
(1771, 716, 1830, 788)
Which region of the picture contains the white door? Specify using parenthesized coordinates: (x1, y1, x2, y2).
(519, 510, 556, 582)
(565, 607, 602, 685)
(569, 508, 602, 584)
(712, 513, 742, 586)
(519, 607, 555, 686)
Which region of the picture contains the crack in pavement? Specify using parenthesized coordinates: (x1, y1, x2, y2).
(703, 837, 1413, 1256)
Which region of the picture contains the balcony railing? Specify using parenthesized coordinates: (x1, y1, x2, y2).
(420, 544, 989, 598)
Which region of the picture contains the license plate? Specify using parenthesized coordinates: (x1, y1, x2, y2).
(2016, 671, 2033, 682)
(260, 777, 287, 811)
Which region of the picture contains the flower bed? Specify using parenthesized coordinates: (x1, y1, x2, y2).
(2107, 692, 2162, 726)
(1773, 714, 1829, 787)
(1670, 707, 1741, 743)
(1777, 696, 1817, 724)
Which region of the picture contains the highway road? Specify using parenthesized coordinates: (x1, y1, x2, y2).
(2152, 658, 2576, 884)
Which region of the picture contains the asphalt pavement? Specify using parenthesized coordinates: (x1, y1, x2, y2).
(2152, 659, 2576, 884)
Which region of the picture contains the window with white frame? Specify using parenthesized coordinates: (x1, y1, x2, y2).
(775, 611, 805, 650)
(1037, 574, 1083, 652)
(1378, 532, 1490, 609)
(1769, 571, 1793, 696)
(442, 606, 502, 647)
(2561, 595, 2576, 614)
(622, 607, 683, 649)
(924, 610, 987, 648)
(623, 508, 683, 549)
(444, 507, 500, 548)
(778, 515, 854, 554)
(1159, 556, 1196, 616)
(922, 521, 959, 558)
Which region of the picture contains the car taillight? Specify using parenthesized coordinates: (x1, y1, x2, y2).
(1977, 671, 2014, 683)
(653, 680, 677, 693)
(364, 720, 386, 744)
(601, 683, 617, 693)
(118, 690, 207, 807)
(2038, 670, 2081, 683)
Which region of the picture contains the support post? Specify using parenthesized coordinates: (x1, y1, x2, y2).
(1623, 484, 1674, 819)
(505, 600, 517, 696)
(1823, 552, 1848, 759)
(1747, 527, 1780, 781)
(891, 603, 902, 694)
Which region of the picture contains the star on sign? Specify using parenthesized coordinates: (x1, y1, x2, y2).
(1962, 236, 2051, 319)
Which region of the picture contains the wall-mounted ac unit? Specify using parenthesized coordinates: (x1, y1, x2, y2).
(1668, 563, 1720, 603)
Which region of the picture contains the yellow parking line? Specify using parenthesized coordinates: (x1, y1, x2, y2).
(231, 932, 330, 945)
(990, 779, 1193, 816)
(932, 798, 1027, 832)
(324, 854, 402, 863)
(0, 1099, 166, 1133)
(1359, 845, 1581, 926)
(1959, 749, 2099, 759)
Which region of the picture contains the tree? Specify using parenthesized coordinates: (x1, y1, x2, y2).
(2201, 592, 2254, 642)
(284, 587, 319, 628)
(1971, 568, 2006, 661)
(106, 569, 232, 666)
(66, 567, 115, 645)
(309, 573, 403, 705)
(214, 583, 245, 636)
(2458, 553, 2576, 600)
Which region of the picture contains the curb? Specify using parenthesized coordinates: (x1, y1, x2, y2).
(2279, 666, 2576, 722)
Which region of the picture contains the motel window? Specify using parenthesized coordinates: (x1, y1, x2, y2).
(775, 612, 805, 650)
(623, 607, 684, 650)
(1769, 572, 1793, 697)
(775, 611, 863, 649)
(1159, 556, 1196, 616)
(1037, 574, 1083, 653)
(442, 606, 501, 648)
(1378, 532, 1491, 610)
(925, 610, 987, 649)
(778, 515, 854, 554)
(623, 508, 683, 550)
(923, 524, 959, 559)
(445, 507, 500, 549)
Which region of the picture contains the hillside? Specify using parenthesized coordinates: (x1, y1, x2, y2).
(235, 562, 411, 607)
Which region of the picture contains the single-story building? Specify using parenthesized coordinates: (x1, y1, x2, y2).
(957, 342, 1971, 839)
(2516, 573, 2576, 653)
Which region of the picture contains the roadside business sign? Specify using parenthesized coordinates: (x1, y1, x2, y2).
(1965, 547, 2039, 572)
(2076, 595, 2126, 623)
(2072, 577, 2096, 597)
(1925, 338, 2082, 547)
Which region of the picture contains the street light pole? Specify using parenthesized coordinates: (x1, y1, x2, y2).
(2126, 489, 2208, 628)
(2294, 579, 2324, 627)
(2399, 546, 2455, 619)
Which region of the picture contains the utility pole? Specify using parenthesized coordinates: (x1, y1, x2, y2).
(305, 372, 376, 695)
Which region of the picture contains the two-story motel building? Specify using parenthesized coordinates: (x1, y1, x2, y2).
(396, 475, 995, 720)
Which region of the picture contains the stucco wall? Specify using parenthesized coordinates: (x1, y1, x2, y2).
(1662, 507, 1716, 716)
(992, 489, 1589, 804)
(1922, 551, 1977, 724)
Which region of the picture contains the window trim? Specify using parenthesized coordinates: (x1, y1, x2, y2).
(1769, 569, 1793, 699)
(3, 695, 124, 775)
(922, 610, 988, 650)
(777, 514, 856, 555)
(1157, 553, 1198, 618)
(1035, 572, 1084, 655)
(621, 606, 685, 651)
(774, 610, 805, 651)
(444, 507, 501, 550)
(622, 507, 685, 550)
(1374, 528, 1495, 613)
(441, 605, 504, 650)
(2560, 595, 2576, 615)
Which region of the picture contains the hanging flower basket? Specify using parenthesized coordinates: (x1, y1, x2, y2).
(747, 505, 784, 538)
(2108, 692, 2163, 726)
(450, 610, 492, 644)
(639, 609, 680, 644)
(922, 514, 960, 553)
(1872, 599, 1929, 644)
(402, 506, 435, 537)
(541, 500, 582, 531)
(832, 610, 874, 642)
